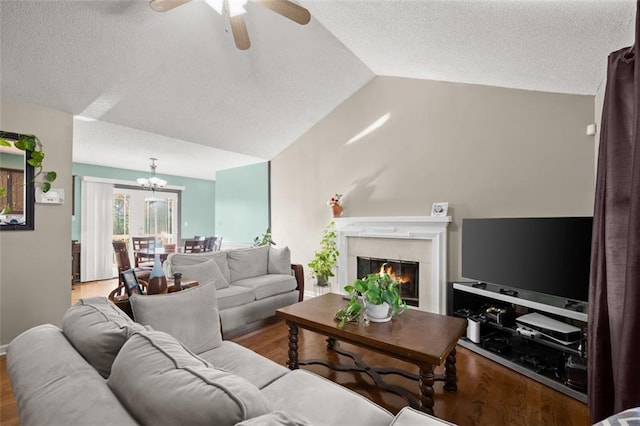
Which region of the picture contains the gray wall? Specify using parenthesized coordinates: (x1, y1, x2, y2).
(270, 76, 596, 286)
(0, 99, 73, 346)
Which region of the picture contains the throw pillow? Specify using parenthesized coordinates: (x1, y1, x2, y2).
(61, 297, 147, 378)
(227, 245, 269, 282)
(108, 330, 272, 426)
(166, 251, 231, 283)
(172, 258, 229, 290)
(268, 246, 291, 275)
(130, 283, 222, 353)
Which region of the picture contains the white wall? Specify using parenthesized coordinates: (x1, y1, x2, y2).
(271, 76, 596, 287)
(0, 99, 73, 346)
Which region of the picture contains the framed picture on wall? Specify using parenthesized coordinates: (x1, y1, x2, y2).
(431, 202, 449, 217)
(122, 268, 143, 297)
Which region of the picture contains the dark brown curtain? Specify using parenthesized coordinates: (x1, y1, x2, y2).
(588, 2, 640, 423)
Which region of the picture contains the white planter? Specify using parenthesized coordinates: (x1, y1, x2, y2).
(365, 301, 390, 320)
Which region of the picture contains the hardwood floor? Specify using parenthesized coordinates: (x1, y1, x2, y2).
(0, 356, 18, 426)
(1, 279, 590, 425)
(233, 320, 590, 426)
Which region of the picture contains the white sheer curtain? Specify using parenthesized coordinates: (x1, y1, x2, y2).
(81, 179, 114, 282)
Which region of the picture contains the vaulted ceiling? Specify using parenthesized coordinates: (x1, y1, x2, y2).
(0, 0, 635, 180)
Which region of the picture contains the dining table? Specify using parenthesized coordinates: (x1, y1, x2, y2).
(135, 247, 172, 263)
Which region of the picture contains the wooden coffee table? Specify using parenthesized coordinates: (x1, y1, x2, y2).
(276, 293, 467, 416)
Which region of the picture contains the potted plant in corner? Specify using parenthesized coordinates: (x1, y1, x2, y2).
(253, 227, 275, 247)
(308, 221, 339, 288)
(335, 267, 407, 328)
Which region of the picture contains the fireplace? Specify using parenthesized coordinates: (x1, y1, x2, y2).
(357, 256, 419, 307)
(333, 216, 451, 314)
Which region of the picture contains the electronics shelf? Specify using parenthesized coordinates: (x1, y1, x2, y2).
(456, 339, 587, 402)
(451, 281, 588, 403)
(453, 282, 587, 322)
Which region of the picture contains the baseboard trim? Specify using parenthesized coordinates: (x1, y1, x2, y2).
(0, 344, 7, 356)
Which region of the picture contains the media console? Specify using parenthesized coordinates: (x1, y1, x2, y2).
(450, 281, 588, 403)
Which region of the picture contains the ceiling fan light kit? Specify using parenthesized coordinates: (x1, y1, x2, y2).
(149, 0, 310, 50)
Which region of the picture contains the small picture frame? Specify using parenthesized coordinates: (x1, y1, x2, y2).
(431, 202, 449, 217)
(122, 268, 143, 297)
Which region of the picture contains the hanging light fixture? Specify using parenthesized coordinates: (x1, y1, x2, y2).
(137, 157, 167, 192)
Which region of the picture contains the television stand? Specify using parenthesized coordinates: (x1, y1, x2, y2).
(450, 281, 587, 403)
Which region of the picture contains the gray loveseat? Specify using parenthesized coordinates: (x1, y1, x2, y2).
(7, 287, 454, 426)
(163, 245, 304, 334)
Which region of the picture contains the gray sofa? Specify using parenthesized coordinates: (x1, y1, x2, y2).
(7, 287, 454, 426)
(163, 245, 304, 334)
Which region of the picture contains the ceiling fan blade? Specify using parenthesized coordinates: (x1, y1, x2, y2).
(253, 0, 310, 25)
(149, 0, 191, 12)
(229, 15, 251, 50)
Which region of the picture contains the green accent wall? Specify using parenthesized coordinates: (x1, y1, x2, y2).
(215, 162, 269, 245)
(71, 163, 215, 241)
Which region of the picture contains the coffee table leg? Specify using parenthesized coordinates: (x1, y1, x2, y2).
(444, 348, 457, 392)
(418, 365, 435, 415)
(286, 322, 299, 370)
(326, 337, 336, 350)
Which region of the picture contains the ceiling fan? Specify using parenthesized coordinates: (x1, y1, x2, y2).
(149, 0, 311, 50)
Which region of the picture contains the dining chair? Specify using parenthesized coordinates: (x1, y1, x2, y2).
(213, 236, 223, 251)
(132, 236, 157, 268)
(203, 237, 217, 252)
(183, 238, 206, 253)
(112, 240, 151, 292)
(164, 243, 177, 253)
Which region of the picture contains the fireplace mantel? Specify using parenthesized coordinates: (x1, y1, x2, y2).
(333, 216, 451, 314)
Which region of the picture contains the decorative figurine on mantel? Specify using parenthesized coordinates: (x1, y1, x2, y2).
(327, 193, 343, 217)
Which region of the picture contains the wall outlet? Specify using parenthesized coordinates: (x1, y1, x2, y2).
(35, 188, 64, 204)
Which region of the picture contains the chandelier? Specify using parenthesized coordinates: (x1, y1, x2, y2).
(137, 158, 167, 192)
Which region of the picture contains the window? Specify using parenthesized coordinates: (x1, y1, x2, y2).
(113, 193, 130, 238)
(113, 188, 179, 244)
(144, 197, 174, 243)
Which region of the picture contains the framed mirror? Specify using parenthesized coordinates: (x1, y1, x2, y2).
(0, 131, 35, 231)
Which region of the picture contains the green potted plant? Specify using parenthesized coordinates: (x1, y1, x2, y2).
(335, 268, 407, 328)
(253, 227, 275, 247)
(307, 221, 339, 287)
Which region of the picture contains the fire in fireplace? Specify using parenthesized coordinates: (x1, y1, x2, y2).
(356, 256, 419, 307)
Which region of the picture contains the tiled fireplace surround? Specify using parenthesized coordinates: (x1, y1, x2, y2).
(333, 216, 451, 314)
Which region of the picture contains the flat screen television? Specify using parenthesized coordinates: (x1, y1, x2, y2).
(461, 217, 593, 303)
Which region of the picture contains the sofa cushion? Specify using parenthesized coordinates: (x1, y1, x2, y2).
(108, 330, 272, 426)
(227, 245, 269, 282)
(172, 258, 230, 289)
(261, 370, 393, 426)
(130, 283, 222, 353)
(232, 274, 298, 300)
(61, 297, 147, 378)
(268, 246, 291, 275)
(198, 341, 289, 389)
(167, 251, 231, 283)
(7, 324, 139, 426)
(217, 285, 256, 310)
(389, 407, 456, 426)
(236, 412, 310, 426)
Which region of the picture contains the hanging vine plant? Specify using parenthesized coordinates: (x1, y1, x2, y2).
(0, 132, 57, 215)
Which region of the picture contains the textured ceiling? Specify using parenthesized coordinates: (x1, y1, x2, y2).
(0, 0, 635, 180)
